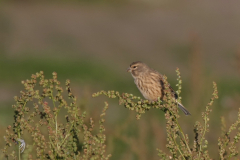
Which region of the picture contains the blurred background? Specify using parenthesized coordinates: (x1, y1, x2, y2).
(1, 0, 240, 159)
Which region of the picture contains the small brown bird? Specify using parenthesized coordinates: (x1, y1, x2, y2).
(127, 61, 191, 115)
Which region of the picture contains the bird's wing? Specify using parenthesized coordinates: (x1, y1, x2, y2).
(159, 76, 178, 99)
(169, 85, 178, 99)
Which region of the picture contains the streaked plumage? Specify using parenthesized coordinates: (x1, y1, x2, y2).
(127, 61, 190, 115)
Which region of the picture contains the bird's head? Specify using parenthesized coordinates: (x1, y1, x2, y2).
(127, 61, 149, 78)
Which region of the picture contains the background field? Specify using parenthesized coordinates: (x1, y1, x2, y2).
(1, 0, 240, 159)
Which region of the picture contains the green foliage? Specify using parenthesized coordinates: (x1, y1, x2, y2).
(218, 111, 240, 159)
(2, 69, 240, 159)
(2, 71, 111, 159)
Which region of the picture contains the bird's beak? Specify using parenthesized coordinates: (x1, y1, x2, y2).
(127, 67, 131, 72)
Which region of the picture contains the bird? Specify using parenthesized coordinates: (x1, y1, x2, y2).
(127, 61, 191, 115)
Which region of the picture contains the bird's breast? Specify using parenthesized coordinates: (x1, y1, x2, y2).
(134, 76, 162, 101)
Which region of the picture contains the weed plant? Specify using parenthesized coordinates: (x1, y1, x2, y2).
(2, 70, 240, 159)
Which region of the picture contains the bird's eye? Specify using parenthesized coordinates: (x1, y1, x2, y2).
(133, 66, 137, 69)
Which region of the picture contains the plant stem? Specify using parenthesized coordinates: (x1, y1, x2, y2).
(59, 123, 75, 148)
(18, 133, 21, 160)
(168, 109, 192, 156)
(51, 92, 58, 150)
(176, 119, 191, 154)
(171, 132, 186, 160)
(18, 101, 27, 160)
(198, 115, 207, 159)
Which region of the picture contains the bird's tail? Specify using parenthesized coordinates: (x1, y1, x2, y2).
(177, 102, 191, 115)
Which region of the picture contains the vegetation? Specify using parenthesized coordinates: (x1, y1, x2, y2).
(2, 69, 240, 159)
